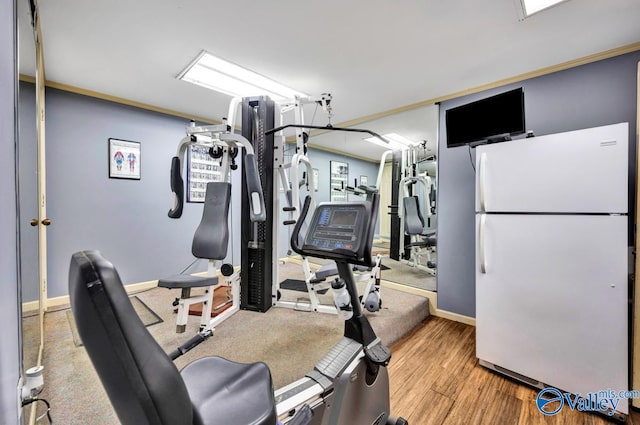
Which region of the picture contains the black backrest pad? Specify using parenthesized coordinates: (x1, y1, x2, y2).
(243, 153, 266, 222)
(403, 196, 425, 235)
(68, 251, 193, 425)
(192, 182, 231, 260)
(168, 156, 184, 219)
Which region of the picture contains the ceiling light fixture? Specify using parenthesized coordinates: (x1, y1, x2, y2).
(515, 0, 570, 19)
(364, 133, 417, 150)
(178, 51, 308, 101)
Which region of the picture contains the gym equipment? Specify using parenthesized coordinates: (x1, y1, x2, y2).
(274, 95, 337, 314)
(240, 96, 276, 312)
(388, 141, 437, 273)
(69, 250, 278, 425)
(67, 191, 408, 424)
(158, 182, 240, 333)
(168, 108, 264, 223)
(272, 95, 383, 314)
(397, 146, 436, 275)
(163, 118, 266, 333)
(277, 193, 407, 424)
(401, 195, 437, 274)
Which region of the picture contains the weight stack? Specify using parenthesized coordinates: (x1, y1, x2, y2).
(390, 149, 404, 261)
(240, 96, 275, 312)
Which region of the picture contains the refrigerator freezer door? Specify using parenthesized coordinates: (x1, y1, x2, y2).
(475, 123, 628, 213)
(476, 213, 628, 413)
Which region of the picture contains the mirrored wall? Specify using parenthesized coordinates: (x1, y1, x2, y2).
(308, 104, 439, 293)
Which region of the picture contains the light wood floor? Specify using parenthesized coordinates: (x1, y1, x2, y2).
(388, 316, 640, 425)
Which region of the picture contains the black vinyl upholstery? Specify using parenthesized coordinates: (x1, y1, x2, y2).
(69, 250, 194, 425)
(159, 182, 230, 290)
(403, 196, 425, 235)
(181, 358, 277, 425)
(192, 182, 231, 260)
(158, 274, 218, 289)
(69, 250, 278, 425)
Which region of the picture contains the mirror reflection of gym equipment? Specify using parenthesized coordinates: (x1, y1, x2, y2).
(396, 143, 437, 276)
(375, 139, 438, 292)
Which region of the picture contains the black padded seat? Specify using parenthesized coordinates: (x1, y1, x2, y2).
(406, 241, 428, 248)
(69, 250, 277, 425)
(181, 357, 277, 425)
(314, 262, 339, 281)
(158, 274, 218, 289)
(405, 237, 436, 249)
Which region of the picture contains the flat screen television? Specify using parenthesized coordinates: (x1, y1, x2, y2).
(445, 87, 525, 148)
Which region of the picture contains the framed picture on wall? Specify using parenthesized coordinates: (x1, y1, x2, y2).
(109, 138, 141, 180)
(360, 175, 368, 186)
(186, 144, 222, 202)
(330, 160, 348, 202)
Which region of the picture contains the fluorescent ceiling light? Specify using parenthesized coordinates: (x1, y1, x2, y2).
(364, 133, 417, 150)
(178, 51, 308, 101)
(516, 0, 570, 18)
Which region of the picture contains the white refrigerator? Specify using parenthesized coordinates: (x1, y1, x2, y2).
(475, 123, 629, 415)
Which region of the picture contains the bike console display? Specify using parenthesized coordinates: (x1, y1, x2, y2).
(300, 203, 372, 262)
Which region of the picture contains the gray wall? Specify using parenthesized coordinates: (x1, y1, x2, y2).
(17, 85, 381, 300)
(307, 148, 379, 204)
(1, 0, 21, 423)
(437, 50, 640, 317)
(22, 87, 241, 299)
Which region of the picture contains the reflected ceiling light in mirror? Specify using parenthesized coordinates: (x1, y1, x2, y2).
(364, 132, 417, 150)
(178, 51, 308, 101)
(515, 0, 570, 19)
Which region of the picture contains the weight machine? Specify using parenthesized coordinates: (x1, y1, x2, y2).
(160, 96, 395, 322)
(68, 187, 409, 424)
(160, 99, 266, 333)
(393, 142, 437, 275)
(271, 95, 384, 314)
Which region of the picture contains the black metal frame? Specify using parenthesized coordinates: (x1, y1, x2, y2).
(240, 96, 275, 312)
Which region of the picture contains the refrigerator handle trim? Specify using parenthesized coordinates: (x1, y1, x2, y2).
(480, 213, 487, 274)
(479, 152, 487, 211)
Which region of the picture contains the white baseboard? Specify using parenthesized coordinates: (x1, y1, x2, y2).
(26, 268, 242, 314)
(380, 279, 476, 326)
(25, 279, 160, 313)
(434, 309, 476, 326)
(22, 300, 40, 315)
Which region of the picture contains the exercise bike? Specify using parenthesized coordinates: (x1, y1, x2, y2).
(68, 192, 407, 424)
(274, 194, 407, 424)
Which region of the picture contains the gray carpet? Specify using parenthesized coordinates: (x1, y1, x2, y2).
(378, 258, 437, 291)
(304, 255, 437, 292)
(36, 262, 429, 424)
(66, 295, 163, 346)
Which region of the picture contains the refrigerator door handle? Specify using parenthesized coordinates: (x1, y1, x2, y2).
(479, 152, 487, 212)
(479, 214, 487, 274)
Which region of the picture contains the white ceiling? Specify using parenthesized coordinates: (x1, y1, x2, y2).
(17, 0, 640, 160)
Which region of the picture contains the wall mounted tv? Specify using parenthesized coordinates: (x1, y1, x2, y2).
(445, 87, 525, 148)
